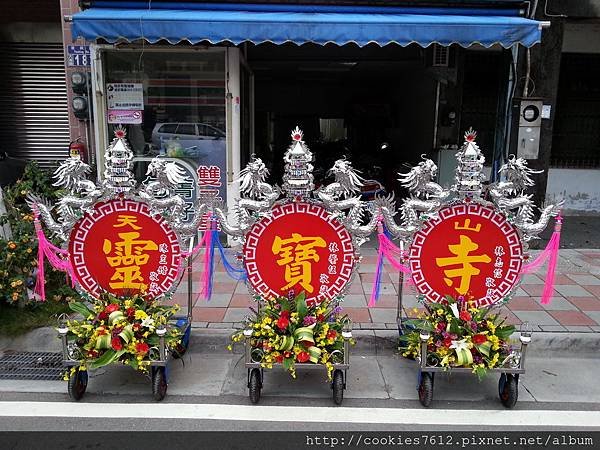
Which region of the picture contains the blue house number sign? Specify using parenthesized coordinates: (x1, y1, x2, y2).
(67, 45, 91, 67)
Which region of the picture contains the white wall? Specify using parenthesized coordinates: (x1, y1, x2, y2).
(546, 168, 600, 215)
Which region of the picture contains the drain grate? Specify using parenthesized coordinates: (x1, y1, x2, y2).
(0, 351, 64, 381)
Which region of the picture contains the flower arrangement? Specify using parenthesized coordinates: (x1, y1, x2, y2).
(400, 296, 516, 379)
(229, 292, 352, 379)
(63, 292, 182, 377)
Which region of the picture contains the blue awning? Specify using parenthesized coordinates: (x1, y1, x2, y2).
(72, 3, 543, 48)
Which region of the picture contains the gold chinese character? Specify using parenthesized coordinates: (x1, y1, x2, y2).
(454, 219, 482, 232)
(435, 235, 491, 295)
(272, 233, 326, 293)
(103, 231, 158, 290)
(113, 215, 142, 230)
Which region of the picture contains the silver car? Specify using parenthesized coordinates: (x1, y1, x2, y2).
(151, 123, 225, 149)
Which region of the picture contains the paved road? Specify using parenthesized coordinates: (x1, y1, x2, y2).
(1, 340, 599, 433)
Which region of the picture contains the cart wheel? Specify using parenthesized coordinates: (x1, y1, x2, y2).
(152, 367, 168, 401)
(249, 368, 262, 404)
(498, 373, 518, 408)
(332, 370, 344, 405)
(418, 372, 433, 407)
(67, 368, 88, 401)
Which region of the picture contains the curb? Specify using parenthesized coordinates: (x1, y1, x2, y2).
(189, 328, 600, 357)
(2, 327, 599, 357)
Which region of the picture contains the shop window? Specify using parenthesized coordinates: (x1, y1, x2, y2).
(102, 48, 227, 222)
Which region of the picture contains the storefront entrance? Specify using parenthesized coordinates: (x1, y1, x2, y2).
(248, 43, 438, 194)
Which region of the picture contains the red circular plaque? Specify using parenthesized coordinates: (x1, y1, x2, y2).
(409, 203, 523, 307)
(69, 199, 182, 299)
(244, 202, 355, 304)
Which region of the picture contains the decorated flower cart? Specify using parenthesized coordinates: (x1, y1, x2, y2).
(29, 129, 203, 401)
(200, 128, 375, 405)
(366, 129, 563, 408)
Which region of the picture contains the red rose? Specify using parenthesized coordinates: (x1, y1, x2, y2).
(276, 315, 290, 331)
(280, 310, 290, 318)
(436, 322, 446, 332)
(97, 311, 108, 321)
(135, 342, 150, 355)
(105, 303, 120, 314)
(275, 354, 284, 363)
(327, 330, 338, 340)
(472, 334, 487, 345)
(132, 323, 141, 332)
(443, 337, 453, 348)
(111, 336, 123, 351)
(317, 314, 324, 322)
(459, 311, 472, 322)
(126, 307, 136, 318)
(296, 351, 310, 363)
(283, 351, 292, 358)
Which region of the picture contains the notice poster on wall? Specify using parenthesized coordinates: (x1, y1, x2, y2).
(106, 83, 144, 110)
(107, 109, 143, 124)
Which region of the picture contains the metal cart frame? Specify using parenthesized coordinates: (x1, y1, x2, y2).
(395, 270, 532, 408)
(242, 298, 353, 405)
(415, 327, 531, 408)
(57, 239, 196, 401)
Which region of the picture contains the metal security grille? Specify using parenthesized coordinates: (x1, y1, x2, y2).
(432, 44, 449, 67)
(0, 351, 64, 381)
(0, 43, 70, 168)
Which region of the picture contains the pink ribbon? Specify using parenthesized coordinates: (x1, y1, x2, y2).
(520, 216, 563, 305)
(33, 212, 76, 301)
(369, 221, 412, 307)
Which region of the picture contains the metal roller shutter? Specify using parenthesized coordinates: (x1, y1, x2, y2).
(0, 43, 69, 168)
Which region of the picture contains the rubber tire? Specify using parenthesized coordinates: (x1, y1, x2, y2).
(152, 367, 168, 401)
(332, 370, 344, 405)
(249, 368, 261, 404)
(499, 373, 518, 408)
(418, 372, 433, 407)
(67, 368, 88, 401)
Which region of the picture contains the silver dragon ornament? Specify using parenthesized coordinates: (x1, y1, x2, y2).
(28, 127, 196, 246)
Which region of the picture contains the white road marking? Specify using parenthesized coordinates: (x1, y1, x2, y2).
(0, 402, 599, 427)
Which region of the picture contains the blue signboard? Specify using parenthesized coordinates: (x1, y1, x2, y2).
(67, 45, 91, 67)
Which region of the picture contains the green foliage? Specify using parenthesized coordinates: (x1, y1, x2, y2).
(0, 161, 75, 305)
(229, 292, 352, 380)
(0, 299, 70, 336)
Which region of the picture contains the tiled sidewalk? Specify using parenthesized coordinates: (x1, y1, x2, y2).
(170, 248, 600, 333)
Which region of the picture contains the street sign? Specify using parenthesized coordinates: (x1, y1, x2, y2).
(107, 109, 143, 124)
(107, 83, 144, 110)
(67, 45, 91, 67)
